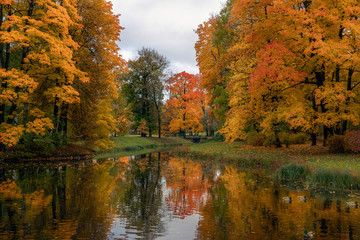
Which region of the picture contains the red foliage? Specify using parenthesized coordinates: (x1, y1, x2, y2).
(345, 131, 360, 153)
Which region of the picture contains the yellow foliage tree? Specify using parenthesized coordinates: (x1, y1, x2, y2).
(69, 0, 127, 149)
(198, 0, 360, 146)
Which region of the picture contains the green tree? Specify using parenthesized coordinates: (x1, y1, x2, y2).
(121, 48, 169, 137)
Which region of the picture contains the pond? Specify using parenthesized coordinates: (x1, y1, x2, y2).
(0, 152, 360, 239)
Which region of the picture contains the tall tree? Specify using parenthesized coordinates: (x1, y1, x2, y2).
(0, 0, 126, 151)
(0, 0, 85, 148)
(195, 0, 235, 127)
(122, 48, 168, 137)
(69, 0, 126, 149)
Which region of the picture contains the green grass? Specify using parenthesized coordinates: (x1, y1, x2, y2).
(95, 135, 192, 158)
(276, 163, 309, 181)
(305, 155, 360, 172)
(171, 141, 284, 168)
(185, 141, 360, 172)
(184, 141, 292, 167)
(95, 146, 173, 159)
(308, 168, 359, 190)
(274, 163, 360, 190)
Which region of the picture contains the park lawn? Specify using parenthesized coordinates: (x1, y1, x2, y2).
(187, 141, 360, 172)
(111, 135, 191, 148)
(98, 136, 360, 172)
(96, 135, 192, 157)
(95, 146, 172, 159)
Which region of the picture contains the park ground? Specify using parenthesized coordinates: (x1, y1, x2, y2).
(1, 134, 360, 190)
(3, 135, 360, 181)
(173, 139, 360, 190)
(97, 135, 360, 190)
(97, 135, 360, 174)
(184, 141, 360, 172)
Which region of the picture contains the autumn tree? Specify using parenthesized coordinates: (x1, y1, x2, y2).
(165, 71, 206, 137)
(198, 0, 360, 146)
(111, 87, 133, 137)
(0, 0, 126, 151)
(0, 0, 85, 148)
(69, 0, 126, 149)
(121, 48, 169, 137)
(195, 0, 235, 127)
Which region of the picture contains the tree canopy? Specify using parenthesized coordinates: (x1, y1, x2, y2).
(196, 0, 360, 146)
(3, 0, 360, 151)
(0, 0, 126, 150)
(121, 48, 169, 138)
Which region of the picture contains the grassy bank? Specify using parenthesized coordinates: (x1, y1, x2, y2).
(0, 135, 191, 162)
(181, 141, 360, 171)
(95, 135, 192, 159)
(173, 140, 360, 190)
(0, 143, 95, 162)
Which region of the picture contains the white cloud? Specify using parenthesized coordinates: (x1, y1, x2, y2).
(110, 0, 225, 74)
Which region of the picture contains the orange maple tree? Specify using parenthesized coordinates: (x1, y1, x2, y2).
(165, 71, 206, 136)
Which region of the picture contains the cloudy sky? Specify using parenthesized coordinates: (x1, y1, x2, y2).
(110, 0, 225, 74)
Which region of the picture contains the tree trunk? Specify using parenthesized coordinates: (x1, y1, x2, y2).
(149, 126, 152, 137)
(311, 133, 317, 146)
(313, 65, 326, 147)
(334, 66, 342, 134)
(275, 135, 282, 148)
(54, 95, 60, 131)
(0, 6, 5, 125)
(274, 127, 282, 148)
(6, 86, 19, 125)
(58, 103, 68, 145)
(158, 111, 161, 138)
(342, 68, 354, 134)
(323, 126, 329, 146)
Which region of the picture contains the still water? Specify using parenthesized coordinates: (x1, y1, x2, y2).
(0, 152, 360, 239)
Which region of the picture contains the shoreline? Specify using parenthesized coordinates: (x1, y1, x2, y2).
(171, 141, 360, 190)
(0, 136, 192, 163)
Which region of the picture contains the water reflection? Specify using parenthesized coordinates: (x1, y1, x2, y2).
(0, 153, 359, 239)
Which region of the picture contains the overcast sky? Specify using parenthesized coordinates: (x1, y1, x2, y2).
(110, 0, 225, 74)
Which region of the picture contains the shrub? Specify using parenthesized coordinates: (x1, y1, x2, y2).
(288, 133, 308, 144)
(345, 130, 360, 153)
(213, 132, 225, 142)
(263, 135, 278, 147)
(23, 133, 55, 154)
(279, 132, 290, 147)
(246, 131, 265, 146)
(327, 135, 346, 153)
(279, 132, 308, 146)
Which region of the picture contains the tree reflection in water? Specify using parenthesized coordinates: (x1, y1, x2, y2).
(112, 153, 165, 239)
(0, 153, 360, 239)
